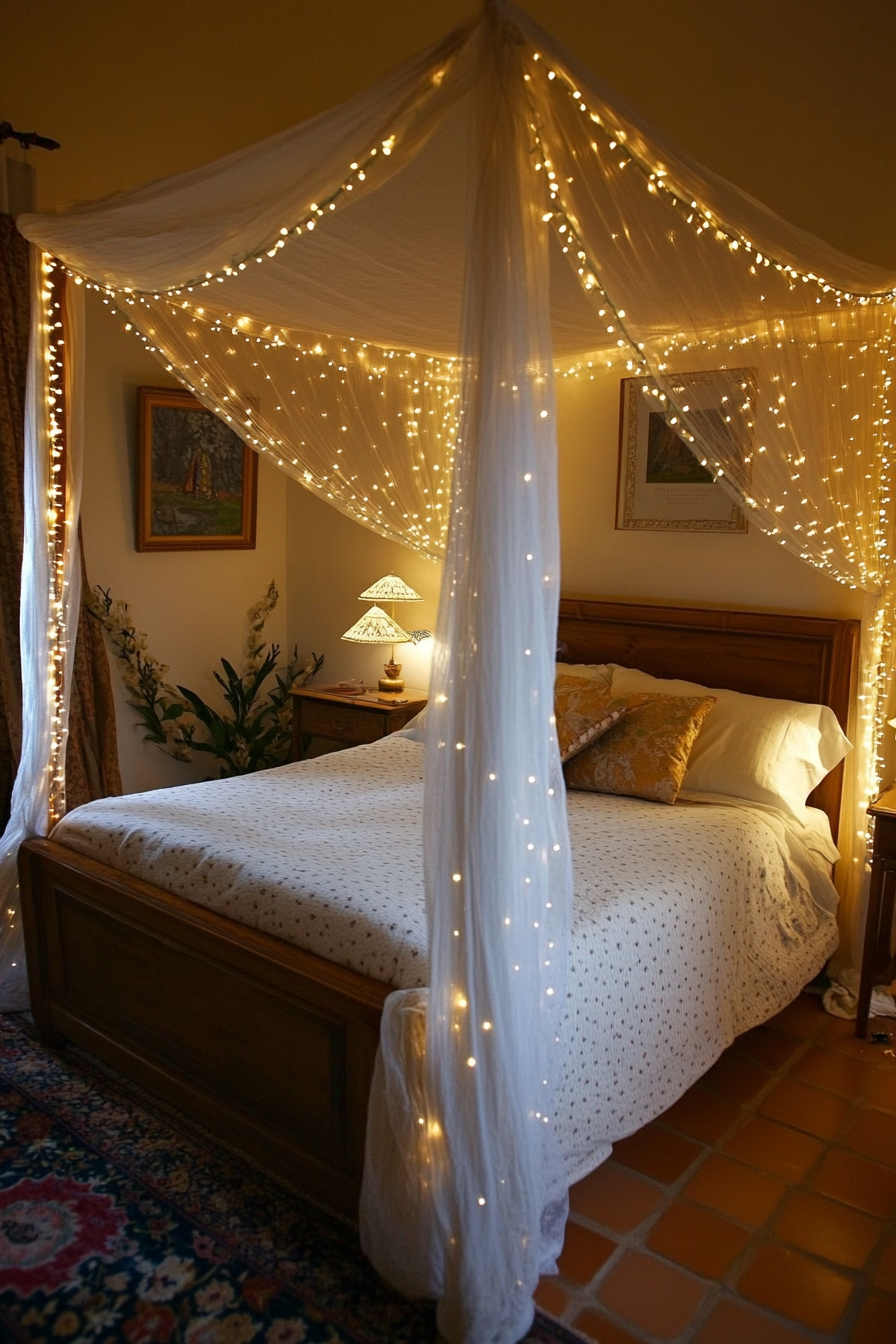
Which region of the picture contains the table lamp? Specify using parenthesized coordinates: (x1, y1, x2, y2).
(341, 574, 430, 692)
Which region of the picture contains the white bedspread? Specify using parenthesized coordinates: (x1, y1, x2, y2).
(52, 736, 839, 1183)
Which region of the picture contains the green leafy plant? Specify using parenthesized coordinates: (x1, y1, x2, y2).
(89, 581, 323, 776)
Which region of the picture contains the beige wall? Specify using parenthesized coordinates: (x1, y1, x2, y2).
(2, 0, 888, 790)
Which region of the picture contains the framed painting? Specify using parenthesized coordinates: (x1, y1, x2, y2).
(136, 387, 258, 551)
(616, 372, 750, 533)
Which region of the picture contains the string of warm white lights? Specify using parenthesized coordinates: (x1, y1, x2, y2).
(97, 60, 453, 303)
(521, 41, 896, 916)
(54, 57, 463, 558)
(529, 50, 894, 578)
(43, 256, 72, 826)
(528, 51, 896, 306)
(522, 75, 647, 377)
(530, 36, 895, 607)
(114, 297, 460, 555)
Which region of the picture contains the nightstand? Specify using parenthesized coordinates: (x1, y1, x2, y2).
(290, 685, 427, 760)
(856, 784, 896, 1037)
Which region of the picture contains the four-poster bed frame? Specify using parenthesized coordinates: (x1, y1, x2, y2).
(18, 596, 858, 1217)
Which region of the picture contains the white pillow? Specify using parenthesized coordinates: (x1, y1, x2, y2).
(556, 662, 612, 688)
(607, 664, 851, 818)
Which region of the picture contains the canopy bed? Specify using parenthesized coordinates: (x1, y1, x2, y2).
(18, 595, 857, 1192)
(4, 1, 895, 1340)
(18, 595, 857, 1300)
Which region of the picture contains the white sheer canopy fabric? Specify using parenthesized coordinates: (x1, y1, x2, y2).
(0, 257, 84, 1011)
(358, 13, 571, 1340)
(11, 1, 896, 1339)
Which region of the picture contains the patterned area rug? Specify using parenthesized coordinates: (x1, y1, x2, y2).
(0, 1014, 581, 1344)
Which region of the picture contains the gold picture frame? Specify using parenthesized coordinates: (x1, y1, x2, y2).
(136, 387, 258, 552)
(616, 372, 749, 533)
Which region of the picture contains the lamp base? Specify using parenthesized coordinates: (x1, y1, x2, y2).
(378, 661, 404, 693)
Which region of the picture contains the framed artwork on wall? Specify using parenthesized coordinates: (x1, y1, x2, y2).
(136, 386, 258, 552)
(616, 373, 750, 533)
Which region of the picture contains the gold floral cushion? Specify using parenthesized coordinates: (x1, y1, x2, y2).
(554, 675, 648, 764)
(564, 693, 717, 804)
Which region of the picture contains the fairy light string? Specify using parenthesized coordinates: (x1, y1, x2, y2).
(55, 53, 466, 558)
(63, 66, 465, 561)
(98, 54, 454, 302)
(522, 45, 896, 891)
(112, 293, 461, 555)
(526, 43, 894, 585)
(42, 255, 71, 825)
(46, 26, 893, 938)
(527, 49, 896, 306)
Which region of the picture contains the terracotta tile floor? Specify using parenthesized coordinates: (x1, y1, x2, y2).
(538, 994, 896, 1342)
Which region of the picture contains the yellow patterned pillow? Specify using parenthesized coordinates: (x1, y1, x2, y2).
(554, 676, 649, 764)
(564, 693, 717, 804)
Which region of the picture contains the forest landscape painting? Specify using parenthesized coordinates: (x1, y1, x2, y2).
(136, 387, 258, 551)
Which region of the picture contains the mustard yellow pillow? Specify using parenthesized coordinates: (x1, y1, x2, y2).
(554, 676, 649, 764)
(564, 693, 717, 804)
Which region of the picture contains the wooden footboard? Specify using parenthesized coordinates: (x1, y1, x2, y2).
(18, 837, 389, 1217)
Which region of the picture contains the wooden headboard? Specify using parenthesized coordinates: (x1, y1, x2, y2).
(558, 597, 860, 835)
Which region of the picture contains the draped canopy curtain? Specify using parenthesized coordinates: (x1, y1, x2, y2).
(0, 215, 29, 831)
(11, 1, 896, 1338)
(0, 257, 85, 1010)
(518, 21, 895, 959)
(358, 13, 571, 1340)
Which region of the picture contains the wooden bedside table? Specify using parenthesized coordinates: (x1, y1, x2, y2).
(290, 686, 427, 760)
(856, 784, 896, 1037)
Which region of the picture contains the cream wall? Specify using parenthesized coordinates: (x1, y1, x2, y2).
(2, 0, 890, 790)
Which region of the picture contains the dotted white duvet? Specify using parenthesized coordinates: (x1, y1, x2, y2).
(52, 735, 839, 1183)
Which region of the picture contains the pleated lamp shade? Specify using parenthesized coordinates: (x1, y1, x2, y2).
(341, 605, 411, 645)
(358, 574, 423, 604)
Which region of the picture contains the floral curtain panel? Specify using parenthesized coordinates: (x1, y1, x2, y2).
(65, 532, 122, 811)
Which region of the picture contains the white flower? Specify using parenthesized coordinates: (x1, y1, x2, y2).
(195, 1281, 235, 1313)
(137, 1254, 195, 1302)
